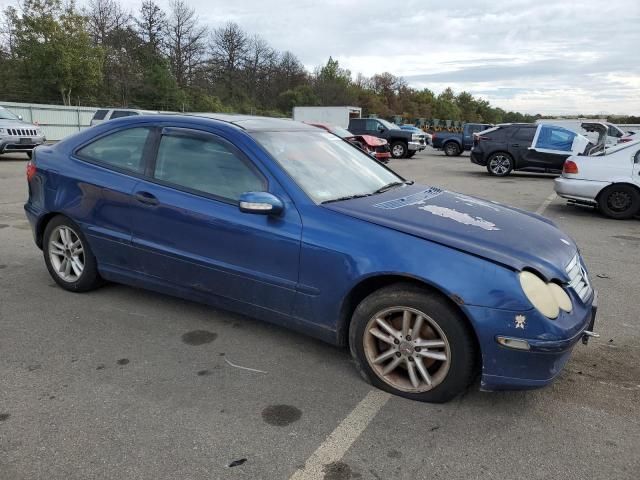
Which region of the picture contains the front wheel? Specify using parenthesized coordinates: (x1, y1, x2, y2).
(597, 184, 640, 219)
(390, 141, 407, 159)
(486, 153, 513, 176)
(349, 284, 477, 403)
(43, 216, 103, 292)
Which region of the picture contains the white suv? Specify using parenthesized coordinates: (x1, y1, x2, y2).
(90, 108, 159, 126)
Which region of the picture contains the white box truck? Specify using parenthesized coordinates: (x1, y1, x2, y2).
(292, 106, 362, 129)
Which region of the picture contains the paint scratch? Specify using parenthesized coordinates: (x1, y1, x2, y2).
(419, 205, 500, 231)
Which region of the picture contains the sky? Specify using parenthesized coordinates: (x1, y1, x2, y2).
(3, 0, 639, 115)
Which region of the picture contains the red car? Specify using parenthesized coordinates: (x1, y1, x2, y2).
(305, 122, 392, 163)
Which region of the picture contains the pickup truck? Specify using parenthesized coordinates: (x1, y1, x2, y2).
(432, 123, 492, 156)
(348, 118, 425, 158)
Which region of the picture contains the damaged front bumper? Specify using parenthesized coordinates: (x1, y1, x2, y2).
(464, 291, 597, 391)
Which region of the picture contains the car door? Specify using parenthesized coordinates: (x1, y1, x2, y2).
(507, 126, 537, 168)
(528, 125, 576, 170)
(128, 126, 302, 315)
(71, 126, 154, 270)
(633, 148, 640, 187)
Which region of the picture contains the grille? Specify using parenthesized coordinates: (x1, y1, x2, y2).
(565, 254, 592, 302)
(7, 128, 38, 136)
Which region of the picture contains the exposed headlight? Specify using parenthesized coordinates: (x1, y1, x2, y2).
(0, 128, 5, 134)
(411, 133, 421, 141)
(36, 128, 43, 135)
(518, 271, 572, 319)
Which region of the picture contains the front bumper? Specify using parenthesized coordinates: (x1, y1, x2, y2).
(464, 292, 597, 391)
(0, 135, 46, 153)
(554, 177, 608, 204)
(408, 141, 426, 152)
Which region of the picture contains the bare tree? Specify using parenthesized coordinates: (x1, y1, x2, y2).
(135, 0, 166, 54)
(209, 21, 248, 102)
(243, 34, 275, 109)
(86, 0, 130, 45)
(166, 0, 207, 88)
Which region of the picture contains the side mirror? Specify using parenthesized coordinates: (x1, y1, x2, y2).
(239, 191, 284, 216)
(377, 125, 385, 133)
(18, 115, 23, 121)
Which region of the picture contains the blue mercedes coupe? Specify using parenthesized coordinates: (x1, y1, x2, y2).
(24, 115, 597, 402)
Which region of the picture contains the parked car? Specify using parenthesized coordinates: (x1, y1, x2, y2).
(400, 125, 431, 147)
(554, 139, 640, 219)
(470, 123, 590, 176)
(306, 122, 391, 162)
(432, 123, 493, 156)
(90, 108, 158, 126)
(348, 118, 425, 159)
(0, 106, 46, 159)
(25, 114, 597, 403)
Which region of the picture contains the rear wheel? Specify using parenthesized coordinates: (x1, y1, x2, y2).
(486, 152, 513, 176)
(443, 142, 460, 156)
(43, 216, 103, 292)
(349, 284, 477, 403)
(390, 141, 407, 159)
(597, 184, 640, 219)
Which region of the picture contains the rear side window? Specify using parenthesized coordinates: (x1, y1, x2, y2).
(153, 132, 266, 202)
(92, 109, 108, 121)
(111, 110, 138, 119)
(76, 127, 151, 173)
(512, 128, 536, 142)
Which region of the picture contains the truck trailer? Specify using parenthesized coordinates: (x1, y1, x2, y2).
(292, 106, 362, 129)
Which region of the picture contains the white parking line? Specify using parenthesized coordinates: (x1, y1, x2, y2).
(535, 192, 557, 215)
(289, 389, 390, 480)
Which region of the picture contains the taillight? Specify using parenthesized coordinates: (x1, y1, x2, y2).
(476, 135, 490, 141)
(620, 138, 631, 143)
(563, 160, 579, 174)
(26, 161, 37, 181)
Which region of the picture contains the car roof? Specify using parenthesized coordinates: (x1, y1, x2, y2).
(190, 113, 316, 132)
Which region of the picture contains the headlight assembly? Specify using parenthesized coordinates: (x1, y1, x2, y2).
(518, 271, 572, 319)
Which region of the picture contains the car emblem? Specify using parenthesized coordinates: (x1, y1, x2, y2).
(515, 315, 526, 329)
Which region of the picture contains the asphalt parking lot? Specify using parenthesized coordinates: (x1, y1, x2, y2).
(1, 148, 639, 480)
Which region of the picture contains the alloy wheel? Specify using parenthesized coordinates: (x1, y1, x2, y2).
(48, 225, 85, 282)
(489, 155, 511, 175)
(392, 144, 405, 158)
(363, 307, 451, 393)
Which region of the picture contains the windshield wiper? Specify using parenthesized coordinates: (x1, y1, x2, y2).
(372, 181, 410, 194)
(322, 193, 372, 204)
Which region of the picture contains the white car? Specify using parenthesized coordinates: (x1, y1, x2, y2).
(554, 139, 640, 219)
(90, 108, 159, 126)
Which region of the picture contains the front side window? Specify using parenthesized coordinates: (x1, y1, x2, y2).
(0, 107, 19, 120)
(253, 130, 402, 203)
(92, 109, 108, 121)
(111, 110, 138, 119)
(153, 132, 265, 201)
(76, 127, 150, 173)
(364, 119, 379, 132)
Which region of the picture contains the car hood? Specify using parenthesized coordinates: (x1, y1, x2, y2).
(351, 135, 387, 147)
(323, 184, 577, 281)
(0, 119, 38, 129)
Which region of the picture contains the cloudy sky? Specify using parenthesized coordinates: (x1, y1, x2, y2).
(4, 0, 639, 114)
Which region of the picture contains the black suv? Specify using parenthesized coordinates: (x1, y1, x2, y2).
(471, 123, 580, 176)
(348, 118, 425, 159)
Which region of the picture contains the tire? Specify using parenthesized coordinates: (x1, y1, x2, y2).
(390, 141, 407, 159)
(486, 152, 513, 176)
(43, 215, 103, 292)
(597, 184, 640, 219)
(443, 142, 460, 157)
(349, 283, 477, 403)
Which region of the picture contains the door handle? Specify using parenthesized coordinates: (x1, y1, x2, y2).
(134, 191, 159, 205)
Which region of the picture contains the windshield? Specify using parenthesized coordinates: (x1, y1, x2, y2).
(0, 107, 19, 121)
(378, 119, 400, 130)
(253, 131, 403, 203)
